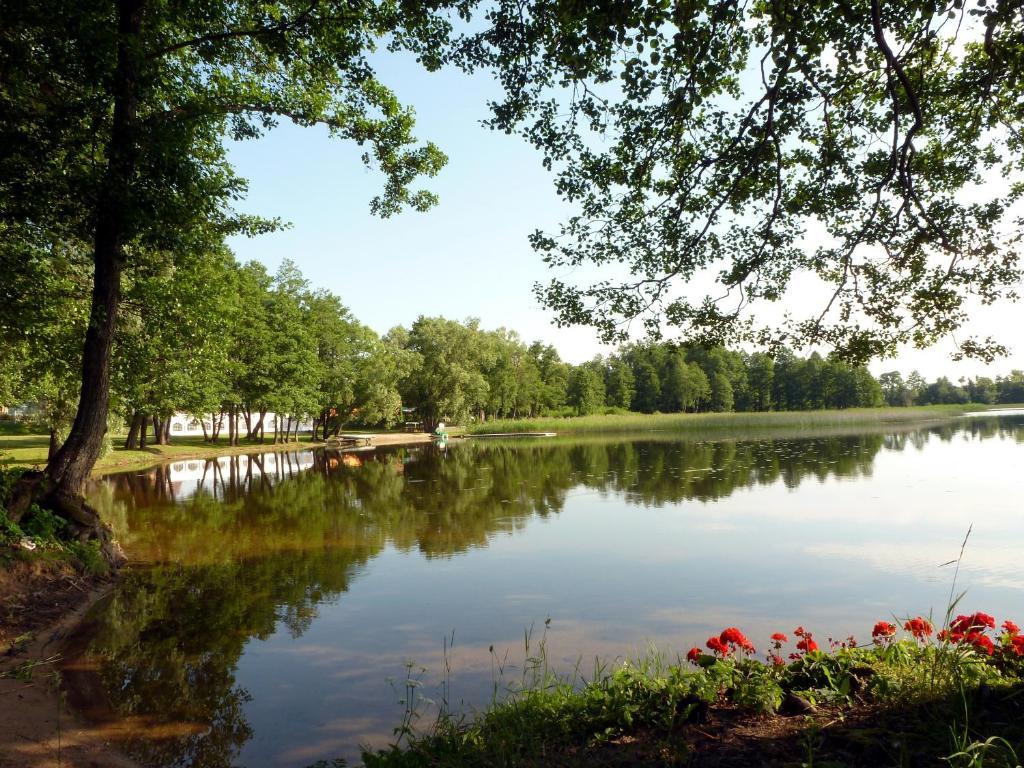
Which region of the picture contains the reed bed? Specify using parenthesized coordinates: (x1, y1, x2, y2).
(463, 404, 992, 437)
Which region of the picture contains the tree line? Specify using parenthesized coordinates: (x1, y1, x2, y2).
(7, 253, 1021, 456)
(878, 371, 1024, 408)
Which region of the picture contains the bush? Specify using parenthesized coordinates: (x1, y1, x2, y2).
(20, 505, 67, 540)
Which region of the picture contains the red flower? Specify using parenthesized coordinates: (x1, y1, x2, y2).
(794, 626, 807, 638)
(1002, 620, 1020, 637)
(686, 647, 703, 664)
(719, 627, 755, 654)
(966, 632, 995, 656)
(706, 636, 730, 657)
(951, 613, 996, 634)
(904, 617, 933, 640)
(1010, 636, 1024, 657)
(872, 621, 897, 641)
(770, 654, 785, 666)
(938, 629, 964, 643)
(796, 636, 819, 653)
(770, 632, 788, 644)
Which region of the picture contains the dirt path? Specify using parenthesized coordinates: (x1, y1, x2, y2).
(0, 569, 140, 768)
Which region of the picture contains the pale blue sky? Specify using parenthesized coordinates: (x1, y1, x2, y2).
(226, 53, 1023, 380)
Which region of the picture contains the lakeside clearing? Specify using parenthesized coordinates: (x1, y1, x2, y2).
(463, 404, 1009, 436)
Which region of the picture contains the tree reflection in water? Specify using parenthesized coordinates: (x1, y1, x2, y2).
(80, 417, 1023, 767)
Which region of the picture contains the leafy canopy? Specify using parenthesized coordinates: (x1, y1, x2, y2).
(460, 0, 1024, 363)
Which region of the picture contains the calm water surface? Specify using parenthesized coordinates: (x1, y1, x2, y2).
(82, 414, 1024, 767)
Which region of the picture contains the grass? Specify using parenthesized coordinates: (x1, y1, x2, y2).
(355, 621, 1024, 768)
(0, 433, 326, 476)
(464, 404, 1007, 436)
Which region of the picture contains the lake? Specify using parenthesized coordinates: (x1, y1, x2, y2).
(77, 413, 1024, 767)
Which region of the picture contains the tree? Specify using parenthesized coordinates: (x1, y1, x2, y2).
(996, 372, 1024, 404)
(0, 233, 91, 457)
(604, 358, 635, 410)
(879, 372, 911, 407)
(350, 334, 416, 429)
(906, 371, 928, 406)
(566, 364, 605, 415)
(116, 244, 235, 448)
(631, 360, 661, 414)
(919, 377, 968, 405)
(745, 353, 775, 412)
(660, 355, 709, 412)
(527, 342, 569, 415)
(399, 317, 493, 429)
(2, 1, 452, 523)
(965, 377, 997, 405)
(470, 1, 1022, 364)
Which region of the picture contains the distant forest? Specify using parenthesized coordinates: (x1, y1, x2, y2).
(3, 257, 1022, 447)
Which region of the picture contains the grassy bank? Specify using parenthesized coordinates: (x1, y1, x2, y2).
(358, 616, 1024, 768)
(0, 433, 325, 476)
(464, 404, 1007, 436)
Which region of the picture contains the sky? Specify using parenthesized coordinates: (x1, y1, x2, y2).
(225, 52, 1024, 381)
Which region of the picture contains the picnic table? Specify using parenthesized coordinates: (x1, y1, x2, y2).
(328, 434, 373, 448)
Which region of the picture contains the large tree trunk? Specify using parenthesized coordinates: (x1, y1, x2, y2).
(14, 0, 147, 569)
(41, 2, 143, 534)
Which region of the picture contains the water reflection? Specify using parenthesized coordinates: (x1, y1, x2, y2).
(79, 415, 1024, 768)
(98, 432, 896, 564)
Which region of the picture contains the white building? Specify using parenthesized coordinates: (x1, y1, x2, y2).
(166, 412, 315, 437)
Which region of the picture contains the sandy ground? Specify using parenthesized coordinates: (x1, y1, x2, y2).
(0, 573, 139, 768)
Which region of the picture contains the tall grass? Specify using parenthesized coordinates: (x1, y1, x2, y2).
(465, 404, 992, 436)
(359, 624, 1024, 768)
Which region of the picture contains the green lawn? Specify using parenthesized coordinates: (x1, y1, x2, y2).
(0, 433, 323, 476)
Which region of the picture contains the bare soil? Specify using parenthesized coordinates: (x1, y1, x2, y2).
(0, 559, 139, 768)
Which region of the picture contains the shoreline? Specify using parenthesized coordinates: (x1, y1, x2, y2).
(88, 430, 447, 477)
(0, 430, 450, 478)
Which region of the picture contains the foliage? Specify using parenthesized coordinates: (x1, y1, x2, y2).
(1, 0, 462, 495)
(462, 0, 1024, 364)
